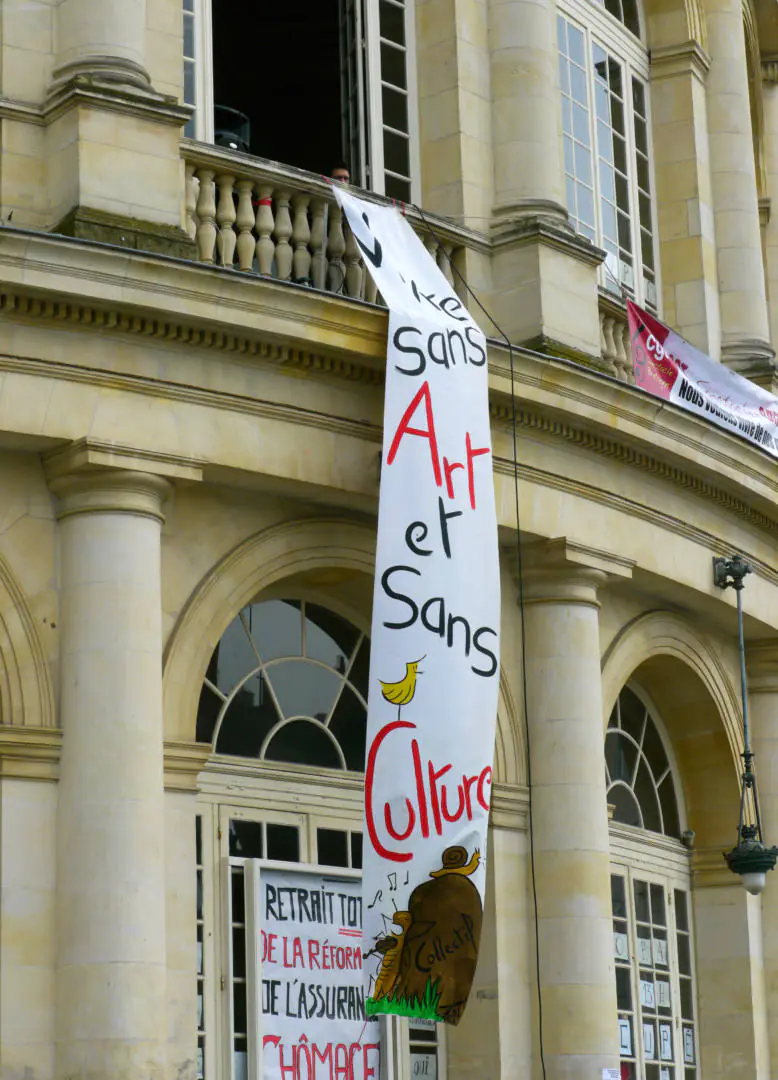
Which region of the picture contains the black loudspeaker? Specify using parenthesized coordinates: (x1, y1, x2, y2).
(213, 106, 251, 154)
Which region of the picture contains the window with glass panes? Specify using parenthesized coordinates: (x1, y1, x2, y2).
(607, 685, 698, 1080)
(611, 872, 698, 1080)
(195, 599, 443, 1080)
(557, 0, 657, 308)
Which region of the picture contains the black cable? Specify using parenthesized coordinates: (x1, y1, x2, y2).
(413, 205, 547, 1080)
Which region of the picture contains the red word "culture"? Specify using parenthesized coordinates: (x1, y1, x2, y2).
(365, 719, 492, 862)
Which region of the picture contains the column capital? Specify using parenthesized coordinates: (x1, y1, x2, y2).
(44, 438, 202, 522)
(747, 639, 778, 693)
(650, 41, 711, 82)
(506, 537, 634, 606)
(49, 469, 171, 522)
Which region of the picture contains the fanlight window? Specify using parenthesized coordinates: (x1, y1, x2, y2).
(606, 687, 680, 837)
(197, 600, 369, 771)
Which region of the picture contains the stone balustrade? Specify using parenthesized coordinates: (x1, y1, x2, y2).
(599, 298, 634, 382)
(182, 142, 475, 305)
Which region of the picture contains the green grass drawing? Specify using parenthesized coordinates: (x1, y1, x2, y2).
(366, 977, 444, 1021)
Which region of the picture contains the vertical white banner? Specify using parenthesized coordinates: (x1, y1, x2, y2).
(334, 189, 500, 1026)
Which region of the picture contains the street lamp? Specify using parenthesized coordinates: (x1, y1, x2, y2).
(713, 554, 778, 894)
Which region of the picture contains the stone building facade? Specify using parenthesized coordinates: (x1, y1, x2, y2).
(0, 0, 777, 1078)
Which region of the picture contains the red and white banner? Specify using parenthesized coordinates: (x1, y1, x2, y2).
(628, 300, 778, 454)
(333, 188, 500, 1027)
(258, 868, 379, 1080)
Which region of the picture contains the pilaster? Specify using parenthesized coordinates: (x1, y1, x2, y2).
(705, 0, 775, 379)
(650, 41, 722, 357)
(490, 213, 606, 367)
(746, 641, 778, 1077)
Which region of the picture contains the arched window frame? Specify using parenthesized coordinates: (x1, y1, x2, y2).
(607, 682, 700, 1080)
(194, 595, 447, 1080)
(606, 681, 686, 838)
(556, 0, 661, 309)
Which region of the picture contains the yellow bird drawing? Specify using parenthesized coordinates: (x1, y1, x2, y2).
(379, 657, 424, 718)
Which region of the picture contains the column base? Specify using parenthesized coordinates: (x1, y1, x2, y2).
(50, 57, 152, 92)
(43, 77, 191, 242)
(490, 204, 606, 365)
(54, 206, 197, 260)
(720, 339, 778, 392)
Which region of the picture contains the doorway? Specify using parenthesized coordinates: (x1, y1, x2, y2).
(212, 0, 350, 177)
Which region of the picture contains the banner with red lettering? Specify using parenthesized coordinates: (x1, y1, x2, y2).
(628, 300, 778, 454)
(258, 867, 379, 1080)
(333, 188, 500, 1026)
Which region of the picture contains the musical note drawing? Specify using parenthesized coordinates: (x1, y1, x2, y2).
(367, 889, 383, 909)
(388, 872, 397, 892)
(403, 871, 409, 885)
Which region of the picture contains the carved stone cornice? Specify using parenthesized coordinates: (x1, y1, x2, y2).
(490, 401, 778, 540)
(0, 726, 62, 782)
(490, 782, 529, 830)
(721, 339, 778, 393)
(506, 537, 634, 607)
(0, 282, 385, 388)
(164, 741, 211, 792)
(43, 74, 190, 129)
(692, 846, 739, 888)
(650, 40, 711, 81)
(44, 438, 203, 484)
(762, 56, 778, 84)
(491, 205, 605, 269)
(746, 639, 778, 693)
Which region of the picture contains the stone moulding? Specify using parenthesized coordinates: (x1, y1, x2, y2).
(0, 288, 385, 385)
(491, 402, 778, 543)
(0, 726, 61, 782)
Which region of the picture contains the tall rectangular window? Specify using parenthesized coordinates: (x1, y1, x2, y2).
(557, 7, 658, 308)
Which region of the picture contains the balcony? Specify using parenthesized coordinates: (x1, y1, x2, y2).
(182, 140, 481, 306)
(182, 140, 632, 382)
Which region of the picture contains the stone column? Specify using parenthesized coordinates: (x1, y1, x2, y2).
(760, 68, 778, 354)
(489, 0, 565, 215)
(51, 469, 170, 1080)
(747, 642, 778, 1076)
(691, 862, 770, 1080)
(706, 0, 774, 380)
(52, 0, 149, 88)
(518, 539, 630, 1080)
(487, 0, 604, 361)
(650, 43, 721, 357)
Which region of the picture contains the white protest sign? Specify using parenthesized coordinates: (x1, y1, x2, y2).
(258, 867, 380, 1079)
(629, 300, 778, 455)
(333, 188, 500, 1026)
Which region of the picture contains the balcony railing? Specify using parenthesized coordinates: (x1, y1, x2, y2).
(182, 140, 484, 306)
(598, 295, 633, 383)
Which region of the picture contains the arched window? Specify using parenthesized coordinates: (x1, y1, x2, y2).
(557, 0, 657, 307)
(606, 686, 698, 1080)
(196, 599, 369, 770)
(606, 684, 681, 837)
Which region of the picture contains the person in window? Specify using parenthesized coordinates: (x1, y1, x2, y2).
(331, 161, 350, 184)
